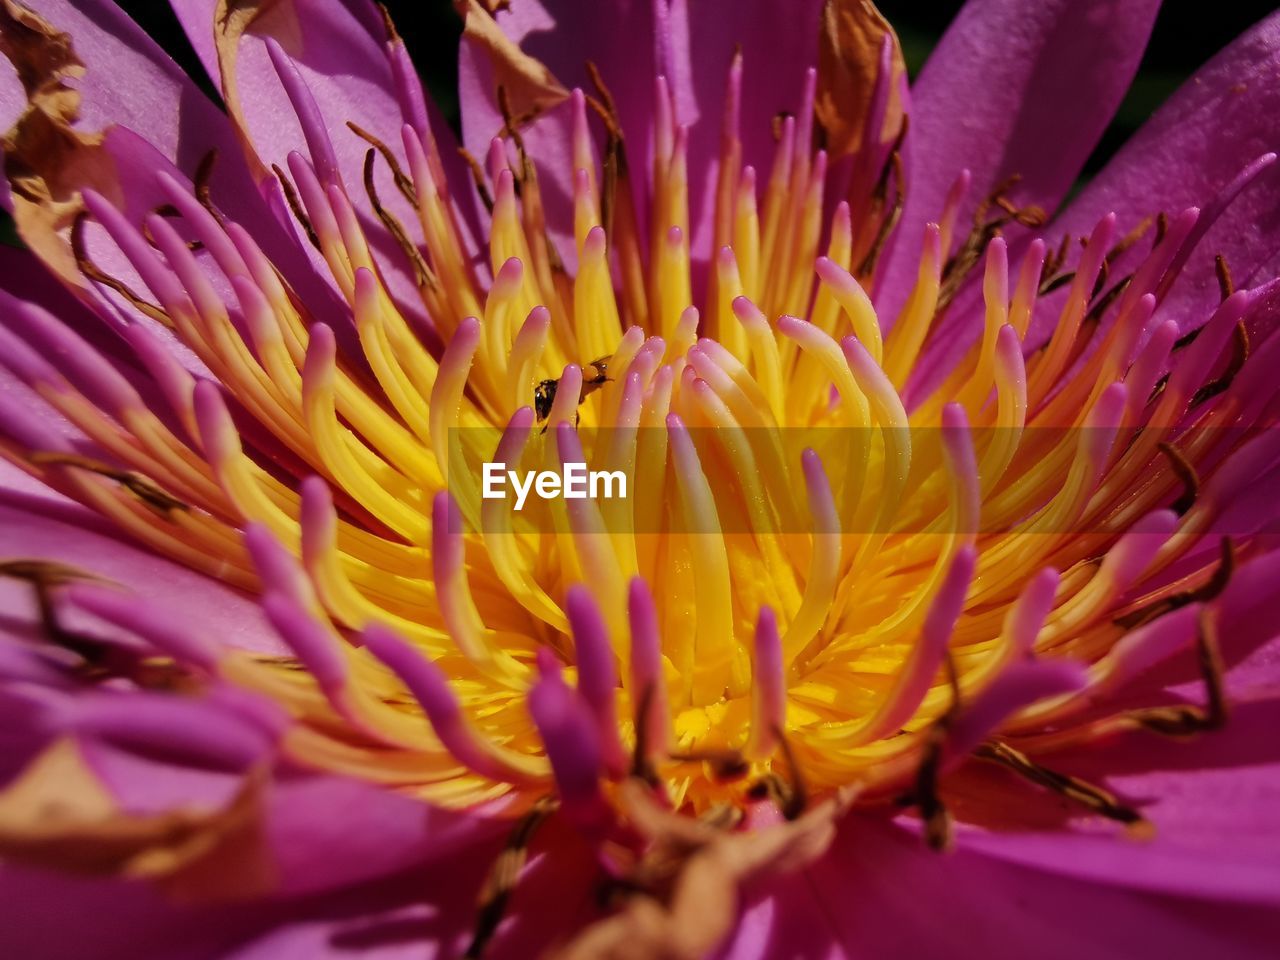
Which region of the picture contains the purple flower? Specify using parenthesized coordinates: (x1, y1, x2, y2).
(1, 0, 1279, 956)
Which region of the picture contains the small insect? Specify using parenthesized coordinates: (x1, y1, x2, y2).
(534, 356, 612, 424)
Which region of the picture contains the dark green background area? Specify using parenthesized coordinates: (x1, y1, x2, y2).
(109, 0, 1278, 184)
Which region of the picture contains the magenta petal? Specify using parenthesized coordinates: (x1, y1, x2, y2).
(70, 690, 281, 775)
(783, 815, 1280, 960)
(1042, 10, 1280, 340)
(528, 651, 609, 835)
(1122, 547, 1280, 703)
(665, 0, 825, 260)
(564, 585, 627, 777)
(947, 547, 1280, 911)
(715, 815, 1280, 959)
(262, 771, 501, 899)
(75, 732, 505, 900)
(0, 640, 70, 688)
(0, 463, 281, 655)
(954, 696, 1280, 908)
(0, 816, 593, 959)
(219, 814, 598, 960)
(0, 751, 518, 959)
(877, 0, 1159, 321)
(954, 814, 1280, 909)
(458, 0, 824, 266)
(0, 864, 248, 960)
(0, 361, 86, 457)
(1211, 548, 1280, 692)
(457, 0, 657, 268)
(165, 0, 440, 326)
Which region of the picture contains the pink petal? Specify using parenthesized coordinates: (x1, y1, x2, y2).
(0, 864, 246, 959)
(0, 3, 348, 359)
(0, 738, 594, 957)
(1036, 10, 1280, 343)
(0, 460, 281, 655)
(943, 659, 1089, 763)
(260, 772, 501, 899)
(720, 814, 1280, 959)
(952, 694, 1280, 908)
(662, 0, 827, 260)
(220, 814, 598, 959)
(0, 759, 574, 959)
(459, 0, 825, 267)
(165, 0, 444, 325)
(940, 546, 1280, 909)
(877, 0, 1159, 321)
(457, 0, 660, 269)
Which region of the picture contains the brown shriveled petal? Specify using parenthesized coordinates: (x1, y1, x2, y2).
(552, 784, 858, 960)
(1084, 273, 1132, 325)
(617, 777, 728, 851)
(0, 0, 112, 288)
(910, 653, 962, 851)
(1038, 233, 1075, 296)
(771, 110, 794, 144)
(70, 213, 174, 326)
(0, 557, 97, 587)
(1110, 213, 1156, 260)
(0, 738, 276, 899)
(192, 148, 222, 220)
(348, 121, 417, 205)
(454, 0, 569, 131)
(605, 782, 761, 895)
(815, 0, 905, 158)
(583, 91, 619, 221)
(457, 145, 496, 212)
(667, 747, 751, 783)
(939, 177, 1043, 310)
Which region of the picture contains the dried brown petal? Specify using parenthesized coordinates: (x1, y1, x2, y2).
(552, 786, 857, 960)
(0, 0, 110, 286)
(0, 738, 276, 899)
(815, 0, 906, 158)
(454, 0, 569, 134)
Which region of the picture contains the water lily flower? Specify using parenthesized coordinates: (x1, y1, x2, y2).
(2, 0, 1280, 955)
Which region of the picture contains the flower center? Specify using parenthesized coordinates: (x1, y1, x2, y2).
(0, 7, 1262, 844)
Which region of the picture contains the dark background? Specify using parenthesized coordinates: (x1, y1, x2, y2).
(64, 1, 1280, 183)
